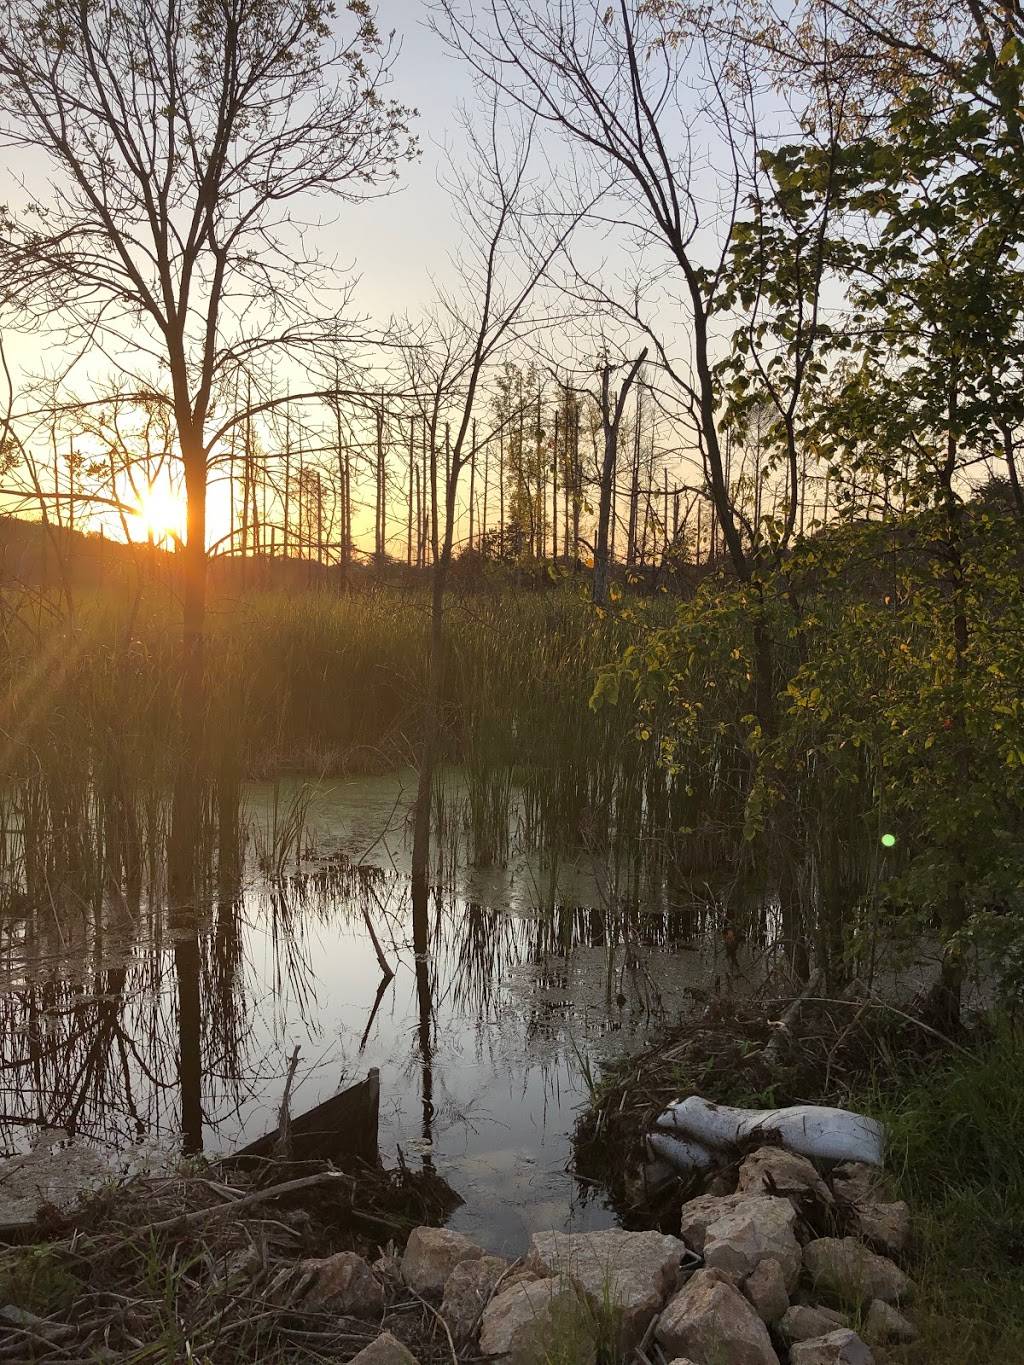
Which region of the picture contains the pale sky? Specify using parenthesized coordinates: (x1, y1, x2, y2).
(336, 0, 480, 319)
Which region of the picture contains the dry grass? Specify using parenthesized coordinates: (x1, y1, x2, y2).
(0, 1156, 463, 1365)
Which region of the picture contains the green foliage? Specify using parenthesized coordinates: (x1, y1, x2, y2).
(0, 1244, 82, 1317)
(595, 501, 1024, 993)
(857, 1025, 1024, 1363)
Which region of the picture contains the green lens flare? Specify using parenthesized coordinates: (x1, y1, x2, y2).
(881, 833, 897, 848)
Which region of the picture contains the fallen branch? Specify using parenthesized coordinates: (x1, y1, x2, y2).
(141, 1171, 352, 1236)
(761, 970, 823, 1068)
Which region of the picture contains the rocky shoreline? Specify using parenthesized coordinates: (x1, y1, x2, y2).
(298, 1143, 915, 1365)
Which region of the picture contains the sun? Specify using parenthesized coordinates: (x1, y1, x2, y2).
(135, 482, 186, 547)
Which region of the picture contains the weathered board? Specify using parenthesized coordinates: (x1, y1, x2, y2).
(232, 1067, 380, 1166)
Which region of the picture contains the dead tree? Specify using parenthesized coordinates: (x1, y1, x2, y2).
(399, 99, 581, 913)
(593, 351, 647, 605)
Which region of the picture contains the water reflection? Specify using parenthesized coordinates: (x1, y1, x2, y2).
(0, 775, 749, 1252)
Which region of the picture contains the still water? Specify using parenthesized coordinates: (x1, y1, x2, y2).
(0, 771, 755, 1251)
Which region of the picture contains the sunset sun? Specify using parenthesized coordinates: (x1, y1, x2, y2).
(135, 482, 185, 547)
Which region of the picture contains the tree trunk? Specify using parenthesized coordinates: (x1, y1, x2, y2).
(170, 445, 208, 901)
(593, 408, 617, 606)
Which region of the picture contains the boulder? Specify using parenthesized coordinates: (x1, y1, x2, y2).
(300, 1251, 384, 1317)
(402, 1227, 484, 1296)
(803, 1238, 911, 1307)
(743, 1258, 789, 1323)
(479, 1276, 596, 1365)
(525, 1228, 686, 1350)
(737, 1147, 834, 1208)
(850, 1201, 911, 1259)
(656, 1268, 780, 1365)
(790, 1328, 874, 1364)
(441, 1255, 510, 1341)
(347, 1331, 420, 1365)
(702, 1196, 802, 1291)
(831, 1163, 893, 1206)
(864, 1299, 918, 1345)
(779, 1305, 847, 1344)
(679, 1193, 747, 1251)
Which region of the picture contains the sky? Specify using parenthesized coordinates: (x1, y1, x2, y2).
(0, 0, 806, 552)
(330, 0, 481, 318)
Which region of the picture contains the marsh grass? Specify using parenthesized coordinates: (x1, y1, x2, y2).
(0, 583, 699, 913)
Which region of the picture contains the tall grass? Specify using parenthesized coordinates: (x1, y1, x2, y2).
(857, 1025, 1024, 1363)
(0, 584, 695, 910)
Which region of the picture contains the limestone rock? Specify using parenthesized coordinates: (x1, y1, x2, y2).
(790, 1328, 874, 1364)
(525, 1228, 686, 1350)
(864, 1299, 918, 1345)
(402, 1227, 484, 1296)
(743, 1257, 789, 1323)
(479, 1276, 595, 1365)
(737, 1147, 834, 1208)
(779, 1304, 847, 1344)
(679, 1193, 747, 1251)
(832, 1163, 893, 1205)
(441, 1255, 510, 1341)
(347, 1331, 420, 1365)
(300, 1251, 384, 1317)
(804, 1238, 911, 1306)
(851, 1201, 911, 1259)
(702, 1196, 802, 1291)
(656, 1268, 780, 1365)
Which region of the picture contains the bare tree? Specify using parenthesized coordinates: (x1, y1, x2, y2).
(0, 0, 414, 858)
(397, 101, 580, 912)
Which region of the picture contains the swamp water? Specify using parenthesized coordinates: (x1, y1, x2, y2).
(0, 770, 929, 1252)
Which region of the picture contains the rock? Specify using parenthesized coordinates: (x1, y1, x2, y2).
(851, 1201, 911, 1259)
(525, 1228, 686, 1350)
(479, 1276, 595, 1365)
(737, 1147, 834, 1208)
(804, 1238, 912, 1306)
(300, 1251, 384, 1317)
(790, 1328, 874, 1364)
(401, 1227, 484, 1296)
(441, 1255, 510, 1341)
(656, 1268, 780, 1365)
(679, 1193, 747, 1251)
(347, 1331, 420, 1365)
(864, 1299, 918, 1345)
(743, 1257, 789, 1323)
(832, 1163, 893, 1205)
(702, 1196, 802, 1291)
(779, 1304, 847, 1344)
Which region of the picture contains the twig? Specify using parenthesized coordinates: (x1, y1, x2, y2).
(794, 996, 972, 1056)
(140, 1171, 352, 1236)
(407, 1285, 459, 1365)
(274, 1045, 301, 1161)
